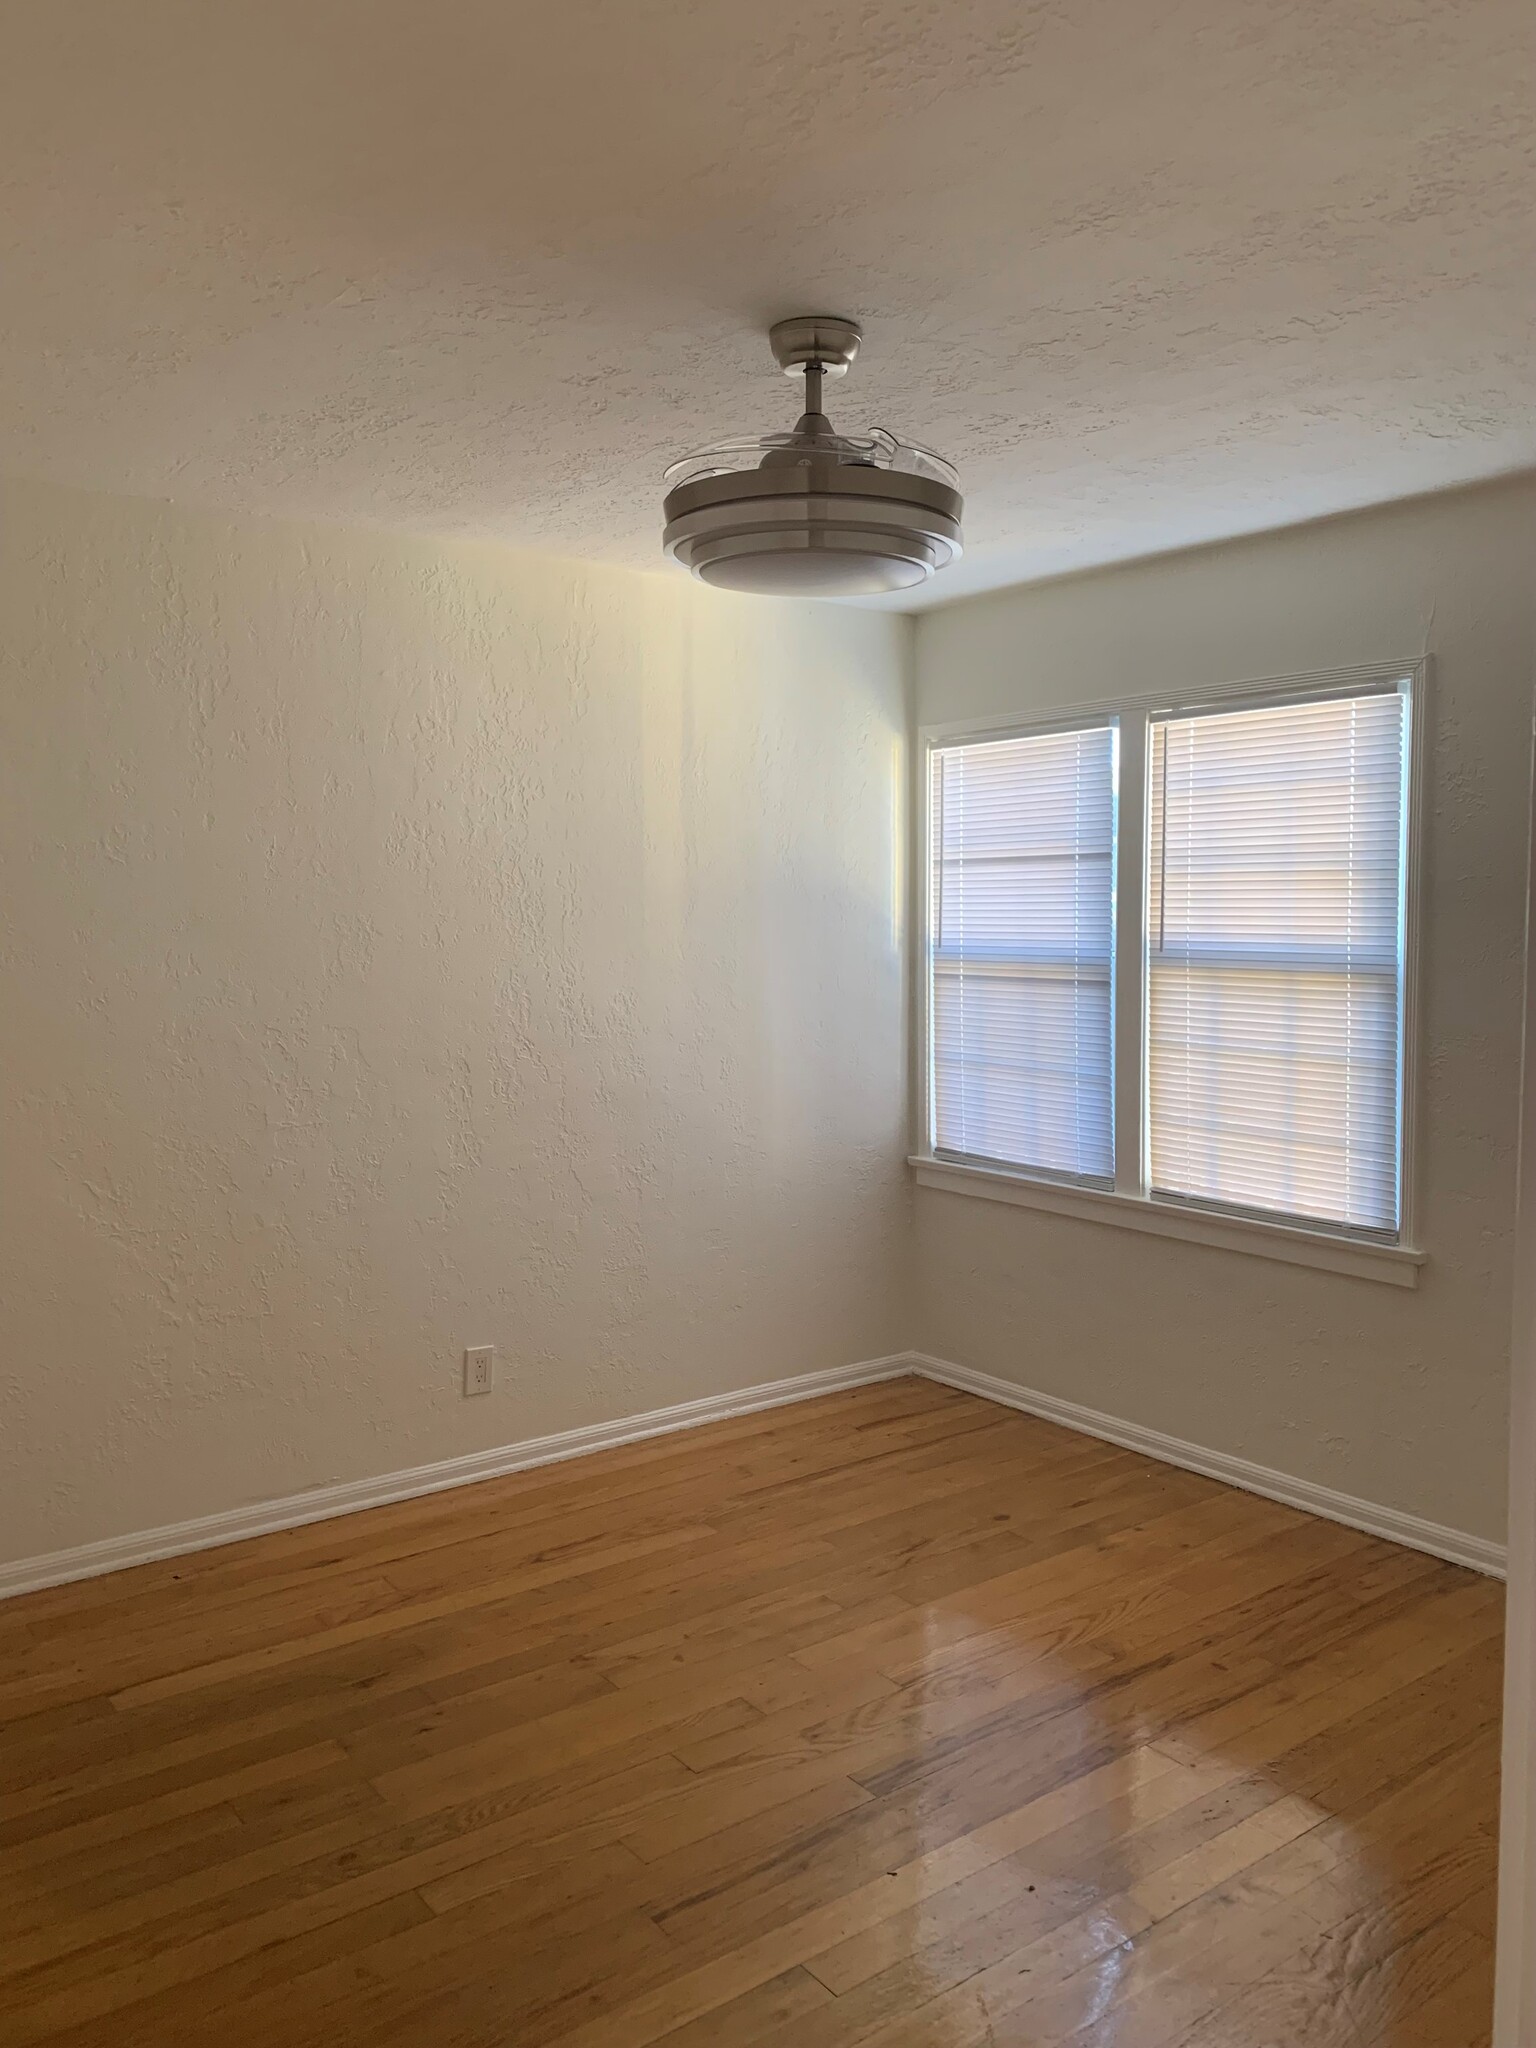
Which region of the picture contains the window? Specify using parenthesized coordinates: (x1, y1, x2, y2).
(928, 724, 1116, 1183)
(1146, 693, 1407, 1236)
(920, 670, 1418, 1261)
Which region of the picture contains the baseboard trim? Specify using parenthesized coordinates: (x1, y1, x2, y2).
(0, 1355, 913, 1601)
(3, 1346, 1505, 1598)
(908, 1352, 1507, 1579)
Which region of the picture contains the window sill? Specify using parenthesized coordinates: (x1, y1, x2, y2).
(908, 1155, 1424, 1288)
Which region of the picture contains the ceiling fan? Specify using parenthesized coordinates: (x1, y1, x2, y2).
(662, 317, 963, 597)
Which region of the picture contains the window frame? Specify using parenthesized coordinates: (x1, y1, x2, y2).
(913, 660, 1427, 1287)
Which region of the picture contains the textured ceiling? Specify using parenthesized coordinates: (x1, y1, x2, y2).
(4, 0, 1534, 605)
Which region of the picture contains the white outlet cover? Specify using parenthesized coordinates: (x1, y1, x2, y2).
(463, 1346, 494, 1397)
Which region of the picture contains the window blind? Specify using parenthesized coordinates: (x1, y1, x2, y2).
(1146, 688, 1407, 1235)
(930, 724, 1115, 1182)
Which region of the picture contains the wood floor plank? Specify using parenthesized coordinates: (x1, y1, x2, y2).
(0, 1378, 1500, 2047)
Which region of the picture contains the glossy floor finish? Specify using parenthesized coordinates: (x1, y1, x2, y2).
(0, 1378, 1503, 2047)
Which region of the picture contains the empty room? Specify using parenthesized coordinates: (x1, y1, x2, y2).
(3, 2, 1535, 2044)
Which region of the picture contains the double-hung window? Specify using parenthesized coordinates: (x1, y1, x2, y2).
(929, 724, 1116, 1183)
(921, 668, 1419, 1271)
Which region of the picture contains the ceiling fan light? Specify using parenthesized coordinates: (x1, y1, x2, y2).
(661, 318, 963, 598)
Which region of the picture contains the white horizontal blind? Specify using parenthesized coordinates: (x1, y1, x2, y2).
(1146, 688, 1408, 1234)
(930, 724, 1115, 1182)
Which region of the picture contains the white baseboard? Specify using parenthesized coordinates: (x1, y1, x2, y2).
(908, 1352, 1507, 1579)
(0, 1354, 912, 1601)
(2, 1346, 1504, 1599)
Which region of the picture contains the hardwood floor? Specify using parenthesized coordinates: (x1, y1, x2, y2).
(0, 1377, 1502, 2047)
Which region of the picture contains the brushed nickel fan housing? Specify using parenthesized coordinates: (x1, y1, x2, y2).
(662, 318, 963, 597)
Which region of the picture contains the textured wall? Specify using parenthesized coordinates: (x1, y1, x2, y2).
(5, 470, 1529, 1569)
(0, 480, 912, 1562)
(913, 477, 1536, 1544)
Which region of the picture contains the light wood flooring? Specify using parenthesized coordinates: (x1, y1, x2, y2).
(0, 1377, 1504, 2046)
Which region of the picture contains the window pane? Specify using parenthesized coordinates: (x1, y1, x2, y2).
(930, 725, 1115, 1181)
(1146, 690, 1407, 1233)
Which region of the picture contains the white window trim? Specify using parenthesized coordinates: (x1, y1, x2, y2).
(913, 659, 1429, 1286)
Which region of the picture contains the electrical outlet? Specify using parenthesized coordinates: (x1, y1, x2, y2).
(463, 1346, 494, 1397)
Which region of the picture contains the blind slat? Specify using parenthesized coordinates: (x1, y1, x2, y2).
(930, 726, 1115, 1181)
(1147, 690, 1407, 1234)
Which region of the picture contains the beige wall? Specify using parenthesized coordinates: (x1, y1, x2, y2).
(0, 480, 913, 1564)
(913, 477, 1536, 1544)
(5, 469, 1530, 1571)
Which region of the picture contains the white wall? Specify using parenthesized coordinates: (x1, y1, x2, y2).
(0, 479, 912, 1564)
(1495, 754, 1536, 2042)
(913, 477, 1536, 1545)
